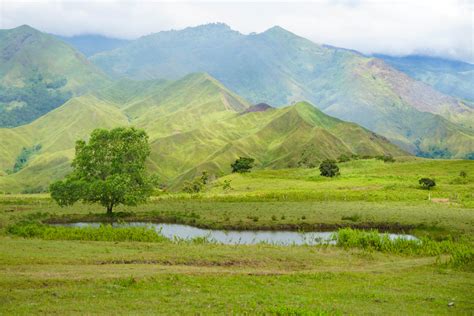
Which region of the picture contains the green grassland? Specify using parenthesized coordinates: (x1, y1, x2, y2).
(0, 158, 473, 314)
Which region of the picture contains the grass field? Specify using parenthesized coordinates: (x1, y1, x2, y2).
(0, 158, 473, 314)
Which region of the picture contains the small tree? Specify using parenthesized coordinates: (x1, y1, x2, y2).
(222, 179, 232, 191)
(459, 170, 467, 178)
(200, 171, 209, 184)
(319, 159, 340, 177)
(419, 178, 436, 190)
(231, 157, 255, 173)
(182, 178, 204, 193)
(50, 127, 154, 214)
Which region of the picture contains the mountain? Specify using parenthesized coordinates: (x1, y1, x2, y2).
(0, 25, 110, 127)
(0, 73, 405, 193)
(56, 34, 130, 57)
(375, 54, 474, 104)
(91, 23, 474, 158)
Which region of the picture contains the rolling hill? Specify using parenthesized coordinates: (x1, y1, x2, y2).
(0, 73, 405, 193)
(91, 23, 474, 158)
(0, 25, 110, 127)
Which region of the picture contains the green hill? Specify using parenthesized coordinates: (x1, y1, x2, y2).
(0, 25, 110, 127)
(0, 73, 405, 193)
(91, 24, 474, 158)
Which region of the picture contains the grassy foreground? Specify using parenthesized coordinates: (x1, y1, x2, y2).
(0, 158, 473, 314)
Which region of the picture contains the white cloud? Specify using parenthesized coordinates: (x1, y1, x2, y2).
(1, 0, 472, 62)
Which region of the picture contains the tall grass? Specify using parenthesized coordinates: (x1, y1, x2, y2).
(7, 222, 168, 243)
(335, 228, 473, 269)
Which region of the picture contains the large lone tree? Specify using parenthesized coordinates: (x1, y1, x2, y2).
(50, 127, 154, 214)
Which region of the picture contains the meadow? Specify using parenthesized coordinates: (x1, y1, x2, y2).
(0, 158, 473, 314)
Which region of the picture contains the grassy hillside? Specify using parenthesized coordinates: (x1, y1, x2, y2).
(376, 54, 474, 103)
(0, 25, 110, 127)
(0, 74, 404, 193)
(91, 24, 474, 158)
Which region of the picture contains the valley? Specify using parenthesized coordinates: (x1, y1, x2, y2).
(0, 17, 473, 315)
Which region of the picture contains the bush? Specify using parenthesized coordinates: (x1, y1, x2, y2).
(419, 178, 436, 190)
(338, 154, 351, 163)
(319, 159, 340, 177)
(460, 170, 467, 178)
(231, 157, 255, 173)
(222, 179, 232, 191)
(183, 178, 204, 193)
(376, 154, 395, 163)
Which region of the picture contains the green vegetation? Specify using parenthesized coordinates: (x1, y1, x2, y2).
(335, 228, 472, 266)
(0, 73, 71, 127)
(50, 128, 154, 214)
(90, 23, 474, 158)
(0, 157, 473, 314)
(319, 159, 340, 177)
(0, 75, 404, 193)
(0, 25, 110, 127)
(376, 54, 474, 103)
(7, 222, 168, 243)
(231, 157, 255, 173)
(7, 144, 42, 173)
(0, 184, 473, 313)
(419, 178, 436, 190)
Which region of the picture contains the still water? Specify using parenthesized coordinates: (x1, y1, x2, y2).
(57, 222, 417, 246)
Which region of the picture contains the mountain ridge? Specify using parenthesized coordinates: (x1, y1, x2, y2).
(0, 73, 405, 193)
(89, 24, 474, 158)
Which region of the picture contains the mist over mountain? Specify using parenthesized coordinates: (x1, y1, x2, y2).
(375, 54, 474, 104)
(57, 34, 130, 57)
(89, 23, 474, 158)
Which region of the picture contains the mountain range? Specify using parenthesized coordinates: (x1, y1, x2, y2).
(0, 23, 473, 192)
(87, 24, 474, 158)
(0, 73, 404, 193)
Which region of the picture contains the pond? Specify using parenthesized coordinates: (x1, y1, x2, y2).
(56, 222, 418, 246)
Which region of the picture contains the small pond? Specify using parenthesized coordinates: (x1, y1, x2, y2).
(55, 222, 418, 246)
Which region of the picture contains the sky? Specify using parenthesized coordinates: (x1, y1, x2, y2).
(1, 0, 473, 63)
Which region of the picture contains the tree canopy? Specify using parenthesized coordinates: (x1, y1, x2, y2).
(231, 157, 255, 173)
(50, 127, 155, 214)
(419, 178, 436, 190)
(319, 159, 340, 177)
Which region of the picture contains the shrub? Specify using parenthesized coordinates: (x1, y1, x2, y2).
(319, 159, 340, 177)
(183, 178, 204, 193)
(419, 178, 436, 190)
(459, 170, 467, 178)
(200, 171, 209, 184)
(231, 157, 255, 173)
(338, 154, 351, 163)
(376, 154, 395, 163)
(222, 179, 232, 191)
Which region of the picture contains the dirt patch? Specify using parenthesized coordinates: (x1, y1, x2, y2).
(431, 198, 450, 204)
(95, 259, 259, 267)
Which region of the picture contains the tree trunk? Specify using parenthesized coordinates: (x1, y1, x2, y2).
(106, 204, 113, 215)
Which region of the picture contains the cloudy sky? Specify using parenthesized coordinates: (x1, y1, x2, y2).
(1, 0, 473, 63)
